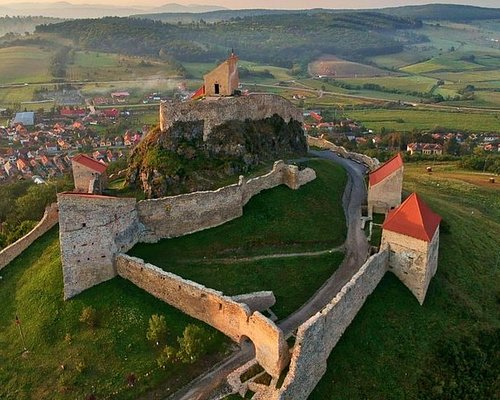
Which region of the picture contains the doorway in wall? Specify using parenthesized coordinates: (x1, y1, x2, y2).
(214, 83, 220, 95)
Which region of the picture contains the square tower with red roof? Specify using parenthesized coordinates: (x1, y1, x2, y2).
(381, 193, 441, 304)
(367, 153, 404, 217)
(71, 154, 108, 194)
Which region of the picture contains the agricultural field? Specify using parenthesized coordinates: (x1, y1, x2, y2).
(311, 161, 499, 400)
(309, 55, 391, 78)
(346, 108, 500, 133)
(67, 51, 183, 82)
(0, 46, 53, 84)
(336, 75, 439, 93)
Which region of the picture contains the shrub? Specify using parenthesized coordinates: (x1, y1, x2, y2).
(146, 314, 168, 345)
(157, 345, 178, 368)
(177, 324, 211, 364)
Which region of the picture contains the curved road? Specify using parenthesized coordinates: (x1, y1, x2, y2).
(167, 151, 370, 400)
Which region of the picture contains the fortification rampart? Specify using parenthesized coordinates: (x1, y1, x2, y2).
(58, 193, 142, 299)
(59, 162, 315, 297)
(260, 250, 389, 400)
(307, 135, 380, 171)
(137, 161, 316, 242)
(116, 254, 289, 377)
(160, 94, 304, 140)
(0, 203, 59, 271)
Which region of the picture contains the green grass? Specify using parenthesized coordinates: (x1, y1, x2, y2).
(141, 253, 344, 320)
(0, 228, 228, 400)
(310, 162, 499, 400)
(346, 108, 500, 133)
(0, 46, 53, 84)
(129, 159, 347, 263)
(337, 75, 439, 93)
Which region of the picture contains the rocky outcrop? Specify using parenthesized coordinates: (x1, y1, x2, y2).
(127, 95, 307, 198)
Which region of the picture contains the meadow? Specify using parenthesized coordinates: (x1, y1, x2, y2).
(0, 46, 52, 84)
(311, 161, 499, 400)
(346, 108, 500, 133)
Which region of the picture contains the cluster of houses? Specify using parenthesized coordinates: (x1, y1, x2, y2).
(0, 108, 147, 184)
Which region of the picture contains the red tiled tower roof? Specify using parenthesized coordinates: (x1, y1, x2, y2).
(72, 154, 107, 174)
(369, 153, 403, 187)
(383, 193, 441, 242)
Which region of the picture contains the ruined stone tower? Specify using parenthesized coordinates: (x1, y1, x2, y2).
(381, 192, 441, 304)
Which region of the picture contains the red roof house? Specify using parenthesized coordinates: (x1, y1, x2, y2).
(369, 153, 404, 187)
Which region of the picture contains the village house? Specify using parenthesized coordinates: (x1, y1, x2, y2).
(381, 193, 441, 304)
(71, 153, 108, 194)
(367, 153, 404, 217)
(407, 143, 443, 156)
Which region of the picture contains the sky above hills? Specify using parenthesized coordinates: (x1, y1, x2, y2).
(0, 0, 498, 9)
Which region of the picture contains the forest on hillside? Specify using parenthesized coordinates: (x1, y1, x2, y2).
(0, 16, 64, 36)
(35, 12, 424, 68)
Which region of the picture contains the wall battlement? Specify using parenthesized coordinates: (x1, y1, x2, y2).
(160, 94, 304, 140)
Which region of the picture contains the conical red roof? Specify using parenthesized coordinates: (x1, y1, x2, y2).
(383, 193, 441, 242)
(369, 153, 403, 187)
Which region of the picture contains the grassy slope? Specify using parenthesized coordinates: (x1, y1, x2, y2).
(129, 159, 348, 319)
(0, 228, 228, 400)
(310, 162, 499, 400)
(129, 159, 347, 262)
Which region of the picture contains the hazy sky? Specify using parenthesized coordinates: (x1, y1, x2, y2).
(0, 0, 498, 9)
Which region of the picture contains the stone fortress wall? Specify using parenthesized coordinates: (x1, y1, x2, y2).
(138, 160, 316, 242)
(160, 94, 304, 140)
(57, 161, 316, 376)
(0, 203, 59, 271)
(307, 135, 380, 170)
(116, 254, 289, 377)
(253, 250, 390, 400)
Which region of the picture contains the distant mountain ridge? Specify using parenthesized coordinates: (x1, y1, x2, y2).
(0, 2, 227, 19)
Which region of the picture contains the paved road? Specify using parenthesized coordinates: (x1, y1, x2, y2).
(167, 151, 370, 400)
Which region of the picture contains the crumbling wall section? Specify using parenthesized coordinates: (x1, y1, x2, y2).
(0, 203, 59, 271)
(160, 94, 304, 140)
(116, 254, 289, 377)
(307, 135, 380, 170)
(268, 250, 389, 400)
(58, 193, 142, 299)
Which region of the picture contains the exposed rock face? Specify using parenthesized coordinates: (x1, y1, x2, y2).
(127, 95, 307, 198)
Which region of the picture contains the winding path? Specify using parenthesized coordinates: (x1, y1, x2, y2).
(167, 151, 370, 400)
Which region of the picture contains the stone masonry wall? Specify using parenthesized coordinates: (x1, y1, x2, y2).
(59, 162, 316, 298)
(137, 161, 316, 242)
(160, 94, 304, 140)
(116, 254, 289, 377)
(58, 193, 142, 299)
(307, 135, 380, 170)
(381, 228, 439, 305)
(265, 250, 389, 400)
(0, 203, 59, 271)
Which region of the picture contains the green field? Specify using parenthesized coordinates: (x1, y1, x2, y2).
(346, 108, 500, 132)
(337, 75, 439, 93)
(0, 46, 53, 84)
(311, 162, 500, 400)
(0, 229, 228, 400)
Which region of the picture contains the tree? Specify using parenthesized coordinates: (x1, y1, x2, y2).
(146, 314, 167, 345)
(177, 324, 211, 363)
